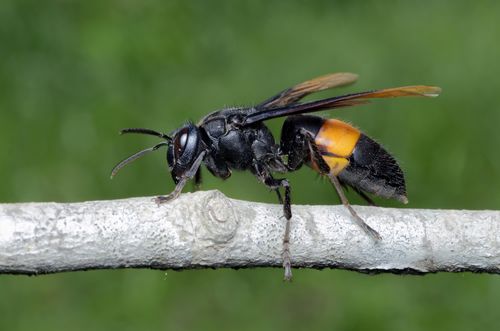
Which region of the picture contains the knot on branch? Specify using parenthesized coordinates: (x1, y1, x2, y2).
(195, 190, 239, 244)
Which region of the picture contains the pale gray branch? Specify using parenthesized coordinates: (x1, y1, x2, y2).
(0, 190, 499, 275)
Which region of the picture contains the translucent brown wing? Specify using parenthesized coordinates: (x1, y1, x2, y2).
(350, 85, 442, 99)
(244, 85, 442, 125)
(257, 72, 358, 109)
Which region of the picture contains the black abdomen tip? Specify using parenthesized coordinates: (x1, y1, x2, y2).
(339, 134, 407, 202)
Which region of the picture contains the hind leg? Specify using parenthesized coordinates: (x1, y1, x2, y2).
(327, 173, 381, 240)
(352, 186, 376, 206)
(299, 129, 381, 241)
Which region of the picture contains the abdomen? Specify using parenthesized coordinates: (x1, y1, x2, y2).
(338, 133, 407, 203)
(282, 115, 407, 203)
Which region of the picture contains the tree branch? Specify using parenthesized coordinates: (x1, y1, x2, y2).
(1, 190, 499, 275)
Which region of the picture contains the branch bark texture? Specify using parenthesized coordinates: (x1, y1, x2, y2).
(0, 190, 499, 275)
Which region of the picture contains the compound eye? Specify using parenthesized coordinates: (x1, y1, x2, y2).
(174, 128, 189, 159)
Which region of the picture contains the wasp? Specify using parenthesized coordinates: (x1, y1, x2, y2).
(111, 72, 441, 280)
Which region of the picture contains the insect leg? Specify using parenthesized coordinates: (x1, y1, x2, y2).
(328, 173, 381, 240)
(352, 187, 377, 206)
(155, 151, 206, 205)
(193, 168, 202, 191)
(253, 163, 293, 281)
(267, 176, 292, 281)
(299, 129, 381, 241)
(273, 188, 284, 205)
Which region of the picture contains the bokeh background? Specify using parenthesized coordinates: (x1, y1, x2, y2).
(1, 0, 499, 330)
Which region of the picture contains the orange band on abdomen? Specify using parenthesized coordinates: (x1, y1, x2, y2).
(315, 119, 361, 158)
(321, 156, 350, 175)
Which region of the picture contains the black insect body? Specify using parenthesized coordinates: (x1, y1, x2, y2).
(111, 73, 441, 280)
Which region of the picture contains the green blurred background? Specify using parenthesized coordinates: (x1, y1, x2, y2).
(1, 0, 499, 330)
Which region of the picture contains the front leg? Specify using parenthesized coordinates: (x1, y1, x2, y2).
(155, 151, 206, 205)
(193, 168, 202, 191)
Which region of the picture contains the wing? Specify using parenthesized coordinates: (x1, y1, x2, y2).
(243, 85, 442, 125)
(257, 72, 358, 109)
